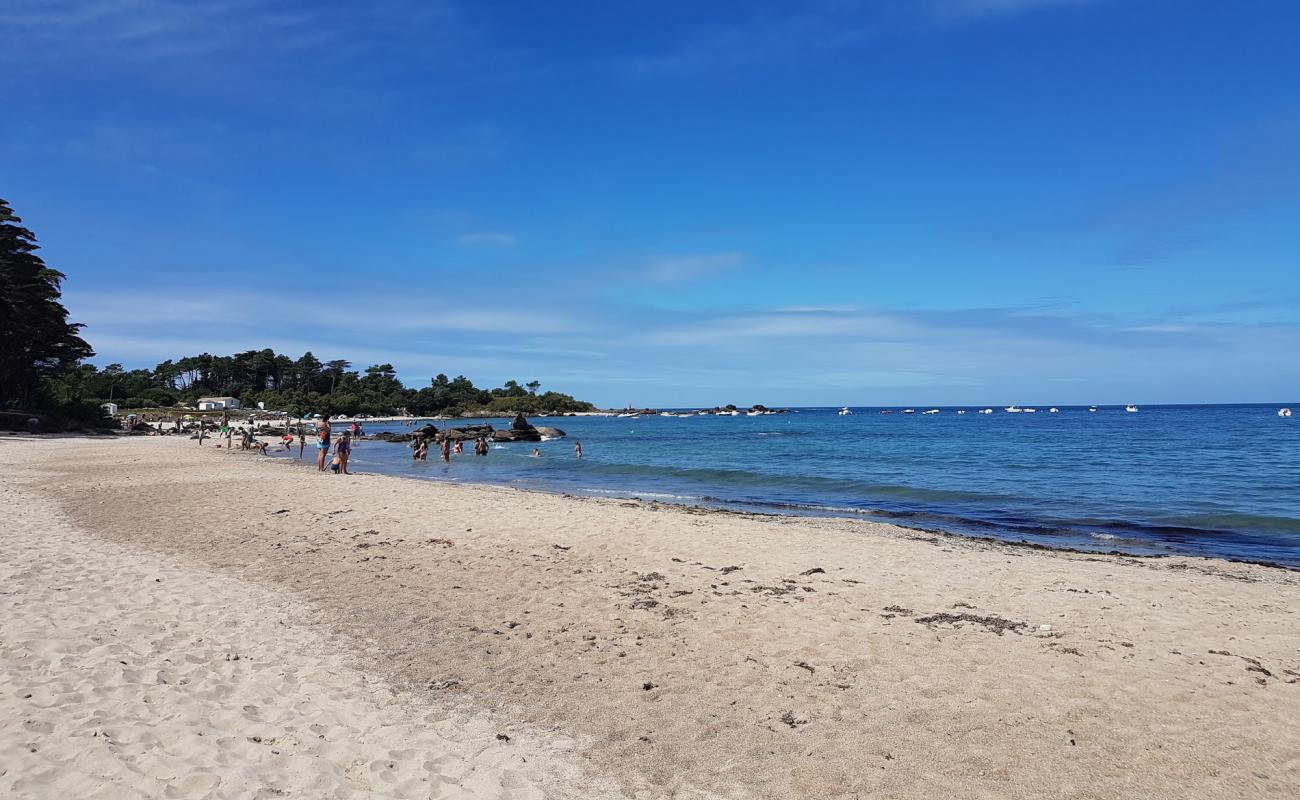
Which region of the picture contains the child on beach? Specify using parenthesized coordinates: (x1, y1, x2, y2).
(334, 431, 352, 475)
(281, 433, 294, 451)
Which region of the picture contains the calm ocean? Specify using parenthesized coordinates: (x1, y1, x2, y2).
(290, 405, 1300, 567)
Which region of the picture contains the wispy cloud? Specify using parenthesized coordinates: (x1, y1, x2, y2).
(0, 0, 334, 60)
(626, 0, 1104, 76)
(627, 7, 874, 77)
(65, 289, 585, 337)
(927, 0, 1103, 23)
(0, 0, 462, 67)
(642, 252, 744, 284)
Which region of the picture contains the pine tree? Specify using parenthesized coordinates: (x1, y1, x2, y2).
(0, 198, 93, 409)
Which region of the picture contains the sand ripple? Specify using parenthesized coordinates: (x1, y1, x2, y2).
(0, 470, 616, 799)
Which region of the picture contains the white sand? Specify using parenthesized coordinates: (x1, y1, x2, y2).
(0, 440, 626, 800)
(4, 435, 1299, 799)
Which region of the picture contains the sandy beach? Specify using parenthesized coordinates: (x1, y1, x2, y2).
(3, 435, 1298, 799)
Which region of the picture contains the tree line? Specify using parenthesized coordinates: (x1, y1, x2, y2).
(0, 197, 594, 422)
(50, 354, 593, 417)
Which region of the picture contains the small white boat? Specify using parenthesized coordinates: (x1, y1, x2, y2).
(902, 409, 915, 414)
(923, 409, 940, 415)
(979, 408, 993, 414)
(838, 406, 852, 416)
(1005, 406, 1022, 413)
(726, 410, 740, 416)
(746, 410, 762, 416)
(1024, 408, 1038, 413)
(1126, 404, 1139, 413)
(617, 412, 637, 418)
(1049, 407, 1059, 413)
(1089, 406, 1097, 412)
(957, 409, 966, 415)
(1280, 408, 1293, 417)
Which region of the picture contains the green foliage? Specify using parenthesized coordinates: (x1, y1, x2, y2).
(0, 198, 94, 410)
(51, 352, 596, 417)
(1, 198, 594, 418)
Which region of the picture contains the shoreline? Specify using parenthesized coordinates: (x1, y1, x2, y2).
(264, 433, 1300, 572)
(6, 436, 1300, 798)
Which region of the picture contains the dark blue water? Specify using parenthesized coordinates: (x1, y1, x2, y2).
(294, 405, 1300, 567)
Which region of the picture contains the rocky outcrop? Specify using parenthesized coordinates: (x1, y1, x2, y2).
(440, 424, 495, 442)
(489, 415, 566, 442)
(492, 428, 541, 442)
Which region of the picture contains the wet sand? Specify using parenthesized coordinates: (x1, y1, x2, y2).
(3, 435, 1298, 798)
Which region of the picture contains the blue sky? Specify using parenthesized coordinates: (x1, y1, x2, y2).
(2, 0, 1298, 406)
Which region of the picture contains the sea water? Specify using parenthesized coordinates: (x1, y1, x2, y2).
(298, 405, 1300, 567)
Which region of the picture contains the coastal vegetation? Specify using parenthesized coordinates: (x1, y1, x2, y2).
(0, 196, 594, 423)
(0, 199, 99, 426)
(50, 356, 595, 418)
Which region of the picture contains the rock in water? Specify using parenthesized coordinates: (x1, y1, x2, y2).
(493, 428, 542, 442)
(511, 413, 535, 431)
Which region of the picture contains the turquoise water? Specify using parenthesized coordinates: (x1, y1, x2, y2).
(292, 405, 1300, 567)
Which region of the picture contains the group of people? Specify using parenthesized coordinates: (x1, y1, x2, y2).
(311, 417, 354, 474)
(206, 412, 586, 472)
(410, 434, 493, 462)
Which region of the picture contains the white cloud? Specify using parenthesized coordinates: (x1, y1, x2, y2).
(64, 288, 585, 337)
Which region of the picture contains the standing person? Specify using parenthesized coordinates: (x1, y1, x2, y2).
(351, 421, 361, 442)
(574, 440, 583, 459)
(297, 424, 306, 459)
(334, 431, 352, 474)
(316, 416, 332, 471)
(440, 438, 451, 463)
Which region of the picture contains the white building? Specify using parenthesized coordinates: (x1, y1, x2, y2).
(196, 396, 241, 411)
(100, 402, 119, 416)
